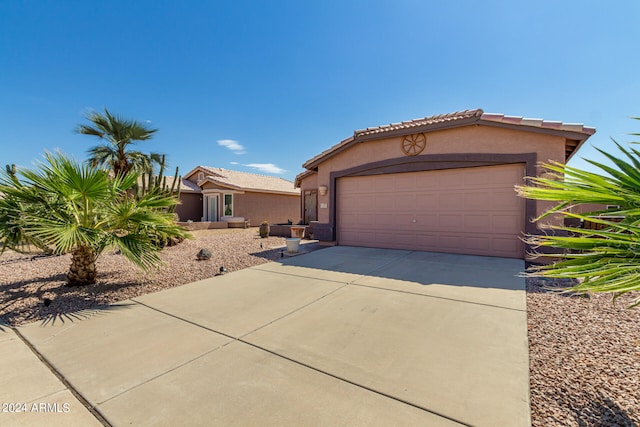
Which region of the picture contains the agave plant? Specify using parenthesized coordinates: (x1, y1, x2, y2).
(517, 141, 640, 307)
(0, 152, 190, 286)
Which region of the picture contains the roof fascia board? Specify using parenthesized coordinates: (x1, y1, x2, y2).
(294, 170, 317, 187)
(303, 137, 355, 170)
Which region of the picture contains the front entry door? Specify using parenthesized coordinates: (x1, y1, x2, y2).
(304, 190, 317, 224)
(208, 195, 219, 221)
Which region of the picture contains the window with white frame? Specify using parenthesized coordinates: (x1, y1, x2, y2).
(224, 194, 233, 216)
(197, 172, 204, 181)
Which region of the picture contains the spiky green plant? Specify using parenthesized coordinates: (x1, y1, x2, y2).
(0, 152, 190, 286)
(517, 140, 640, 307)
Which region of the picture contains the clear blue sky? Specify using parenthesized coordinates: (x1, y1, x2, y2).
(1, 1, 639, 182)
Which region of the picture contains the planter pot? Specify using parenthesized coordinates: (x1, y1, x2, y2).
(259, 224, 270, 238)
(290, 226, 306, 238)
(285, 238, 301, 253)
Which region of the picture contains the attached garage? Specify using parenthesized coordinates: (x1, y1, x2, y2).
(295, 109, 595, 259)
(337, 164, 525, 258)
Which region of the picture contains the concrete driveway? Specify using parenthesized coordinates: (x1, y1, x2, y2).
(4, 246, 530, 426)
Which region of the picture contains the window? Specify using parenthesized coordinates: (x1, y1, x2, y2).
(224, 194, 233, 216)
(197, 172, 204, 181)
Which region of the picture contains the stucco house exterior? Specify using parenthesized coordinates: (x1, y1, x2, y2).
(295, 109, 596, 259)
(174, 166, 300, 227)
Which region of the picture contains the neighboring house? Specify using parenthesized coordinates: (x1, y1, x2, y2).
(295, 109, 596, 259)
(172, 166, 300, 226)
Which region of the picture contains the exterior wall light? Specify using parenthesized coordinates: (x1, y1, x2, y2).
(318, 185, 328, 196)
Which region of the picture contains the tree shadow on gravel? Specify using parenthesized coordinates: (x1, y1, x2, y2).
(572, 393, 638, 427)
(0, 273, 68, 308)
(0, 271, 141, 326)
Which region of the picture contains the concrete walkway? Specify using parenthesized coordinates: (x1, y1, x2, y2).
(6, 247, 530, 426)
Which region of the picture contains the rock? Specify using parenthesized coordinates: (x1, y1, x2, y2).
(196, 248, 211, 260)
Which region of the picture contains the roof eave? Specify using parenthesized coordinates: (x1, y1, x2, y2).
(294, 169, 317, 188)
(182, 166, 206, 180)
(477, 119, 596, 161)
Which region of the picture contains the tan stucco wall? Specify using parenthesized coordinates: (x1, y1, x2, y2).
(299, 125, 567, 225)
(234, 192, 300, 226)
(299, 172, 318, 192)
(175, 192, 202, 222)
(201, 182, 233, 191)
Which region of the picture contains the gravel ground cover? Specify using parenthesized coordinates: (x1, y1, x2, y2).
(1, 229, 639, 426)
(527, 278, 640, 426)
(0, 228, 318, 326)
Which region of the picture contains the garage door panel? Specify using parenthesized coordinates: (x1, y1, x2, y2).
(390, 194, 415, 210)
(464, 169, 492, 186)
(340, 212, 377, 228)
(464, 215, 491, 229)
(491, 190, 521, 209)
(437, 214, 464, 231)
(464, 192, 488, 210)
(415, 195, 437, 210)
(337, 164, 525, 258)
(415, 213, 438, 228)
(438, 194, 464, 210)
(492, 215, 521, 232)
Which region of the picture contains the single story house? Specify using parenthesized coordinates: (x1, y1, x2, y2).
(295, 109, 595, 259)
(172, 166, 300, 227)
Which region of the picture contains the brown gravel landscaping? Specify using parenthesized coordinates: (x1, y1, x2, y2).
(0, 228, 318, 326)
(1, 228, 639, 426)
(527, 278, 640, 426)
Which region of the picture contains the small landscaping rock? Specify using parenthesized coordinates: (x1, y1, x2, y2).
(195, 248, 212, 260)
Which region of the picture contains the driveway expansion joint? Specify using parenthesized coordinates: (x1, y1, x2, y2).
(350, 282, 527, 312)
(237, 339, 473, 427)
(134, 291, 472, 426)
(10, 326, 111, 427)
(248, 265, 361, 285)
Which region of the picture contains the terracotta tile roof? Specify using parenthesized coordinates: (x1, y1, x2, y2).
(355, 109, 484, 138)
(479, 113, 596, 136)
(167, 176, 201, 193)
(197, 166, 300, 195)
(301, 109, 596, 170)
(136, 176, 200, 193)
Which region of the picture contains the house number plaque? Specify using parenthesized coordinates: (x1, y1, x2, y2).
(401, 133, 426, 156)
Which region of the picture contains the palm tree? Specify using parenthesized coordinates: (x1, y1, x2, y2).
(77, 108, 158, 177)
(516, 140, 640, 307)
(0, 152, 189, 286)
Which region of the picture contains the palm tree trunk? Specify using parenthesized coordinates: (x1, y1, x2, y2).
(67, 245, 97, 286)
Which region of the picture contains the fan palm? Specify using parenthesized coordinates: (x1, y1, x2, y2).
(516, 141, 640, 307)
(77, 108, 159, 177)
(0, 152, 189, 286)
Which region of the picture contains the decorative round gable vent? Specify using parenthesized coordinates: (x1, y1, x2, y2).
(401, 133, 426, 156)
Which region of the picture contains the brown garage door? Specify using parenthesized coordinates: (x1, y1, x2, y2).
(336, 164, 525, 258)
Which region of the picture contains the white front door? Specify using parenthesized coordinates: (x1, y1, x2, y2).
(208, 195, 219, 221)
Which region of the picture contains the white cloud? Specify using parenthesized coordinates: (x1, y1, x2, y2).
(217, 139, 246, 154)
(244, 163, 286, 174)
(229, 161, 239, 165)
